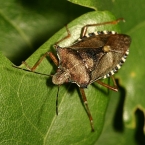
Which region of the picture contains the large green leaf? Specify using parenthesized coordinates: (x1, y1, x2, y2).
(1, 0, 145, 144)
(0, 11, 120, 145)
(96, 90, 138, 145)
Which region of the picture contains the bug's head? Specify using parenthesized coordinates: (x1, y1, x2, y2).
(52, 68, 70, 85)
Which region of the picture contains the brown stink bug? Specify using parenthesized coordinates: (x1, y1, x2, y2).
(13, 18, 131, 132)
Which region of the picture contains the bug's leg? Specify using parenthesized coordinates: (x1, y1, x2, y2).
(96, 76, 118, 92)
(54, 25, 71, 47)
(81, 18, 124, 38)
(79, 88, 94, 132)
(22, 52, 60, 115)
(22, 52, 59, 71)
(13, 52, 60, 115)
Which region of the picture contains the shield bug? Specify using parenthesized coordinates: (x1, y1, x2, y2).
(13, 18, 131, 132)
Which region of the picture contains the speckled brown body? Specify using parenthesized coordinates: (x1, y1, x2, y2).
(52, 33, 131, 88)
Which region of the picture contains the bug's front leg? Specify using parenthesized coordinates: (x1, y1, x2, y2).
(22, 52, 59, 71)
(80, 18, 124, 38)
(20, 52, 61, 115)
(79, 88, 94, 132)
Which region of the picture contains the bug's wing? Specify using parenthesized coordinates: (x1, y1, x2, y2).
(59, 34, 131, 87)
(90, 34, 131, 83)
(70, 34, 109, 49)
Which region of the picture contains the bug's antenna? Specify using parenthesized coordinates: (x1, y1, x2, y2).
(12, 64, 53, 77)
(56, 85, 60, 115)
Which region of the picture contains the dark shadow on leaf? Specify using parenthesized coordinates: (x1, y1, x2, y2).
(135, 109, 145, 145)
(66, 83, 76, 95)
(16, 0, 91, 15)
(113, 79, 125, 132)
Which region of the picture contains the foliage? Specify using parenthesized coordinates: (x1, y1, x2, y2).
(0, 0, 145, 144)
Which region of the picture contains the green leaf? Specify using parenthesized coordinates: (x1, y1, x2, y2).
(0, 11, 120, 145)
(118, 22, 145, 128)
(2, 0, 144, 144)
(68, 0, 98, 10)
(96, 91, 138, 145)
